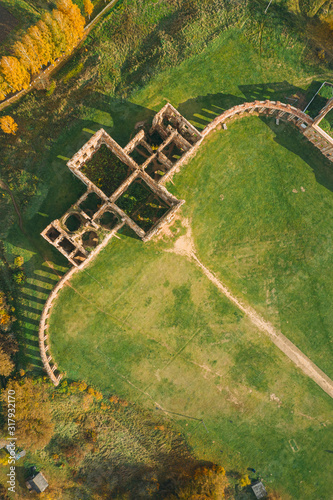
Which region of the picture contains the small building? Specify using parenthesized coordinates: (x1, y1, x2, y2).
(26, 471, 49, 493)
(251, 481, 267, 499)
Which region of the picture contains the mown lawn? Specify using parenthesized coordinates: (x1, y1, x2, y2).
(169, 116, 333, 379)
(48, 226, 333, 500)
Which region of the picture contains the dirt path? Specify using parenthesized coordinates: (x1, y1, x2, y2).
(169, 219, 333, 399)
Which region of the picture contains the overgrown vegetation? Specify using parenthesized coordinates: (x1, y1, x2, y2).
(81, 144, 132, 196)
(116, 180, 169, 231)
(0, 377, 239, 499)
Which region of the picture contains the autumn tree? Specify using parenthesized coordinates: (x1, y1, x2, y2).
(0, 291, 13, 330)
(0, 56, 30, 92)
(0, 347, 14, 376)
(167, 464, 229, 499)
(1, 378, 54, 450)
(13, 35, 41, 75)
(0, 116, 18, 135)
(56, 0, 85, 42)
(42, 12, 68, 60)
(52, 9, 77, 51)
(27, 24, 53, 68)
(36, 18, 60, 63)
(0, 75, 9, 101)
(84, 0, 94, 19)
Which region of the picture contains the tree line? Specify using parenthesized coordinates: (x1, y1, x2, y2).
(0, 0, 93, 101)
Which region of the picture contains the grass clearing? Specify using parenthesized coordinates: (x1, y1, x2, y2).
(48, 227, 333, 500)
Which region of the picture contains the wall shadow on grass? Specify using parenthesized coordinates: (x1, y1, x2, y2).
(177, 82, 333, 194)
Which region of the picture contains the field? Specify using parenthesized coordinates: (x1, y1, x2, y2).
(1, 1, 333, 498)
(46, 114, 333, 499)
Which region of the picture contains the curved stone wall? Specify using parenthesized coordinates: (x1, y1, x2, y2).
(39, 99, 333, 385)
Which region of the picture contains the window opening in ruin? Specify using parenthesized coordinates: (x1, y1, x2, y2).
(64, 213, 82, 233)
(59, 238, 75, 255)
(81, 144, 133, 196)
(98, 211, 119, 230)
(145, 157, 168, 180)
(46, 226, 60, 242)
(73, 251, 87, 265)
(162, 141, 184, 164)
(146, 130, 165, 149)
(82, 231, 99, 249)
(116, 179, 169, 232)
(79, 192, 102, 216)
(129, 144, 151, 165)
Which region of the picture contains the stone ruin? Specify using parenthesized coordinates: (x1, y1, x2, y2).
(40, 96, 333, 386)
(41, 103, 203, 266)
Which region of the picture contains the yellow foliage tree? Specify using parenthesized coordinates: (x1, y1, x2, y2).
(42, 12, 67, 59)
(0, 75, 9, 101)
(0, 116, 18, 135)
(1, 378, 54, 451)
(52, 9, 77, 51)
(0, 347, 14, 376)
(56, 0, 85, 39)
(84, 0, 94, 19)
(0, 56, 30, 92)
(28, 25, 53, 68)
(240, 474, 251, 487)
(13, 35, 42, 75)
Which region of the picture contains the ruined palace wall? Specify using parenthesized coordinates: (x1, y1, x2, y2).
(40, 99, 333, 386)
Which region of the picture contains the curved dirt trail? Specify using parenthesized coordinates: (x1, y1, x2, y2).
(169, 220, 333, 399)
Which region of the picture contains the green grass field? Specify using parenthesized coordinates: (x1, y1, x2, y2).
(48, 220, 333, 500)
(169, 117, 333, 378)
(1, 3, 333, 498)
